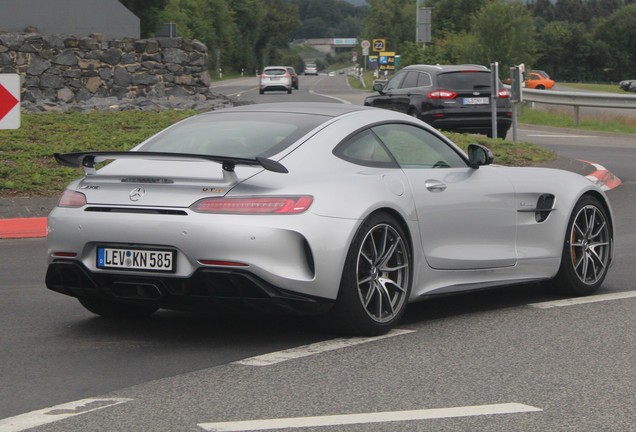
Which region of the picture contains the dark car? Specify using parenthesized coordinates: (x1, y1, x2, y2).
(285, 66, 299, 90)
(619, 79, 636, 92)
(365, 64, 512, 138)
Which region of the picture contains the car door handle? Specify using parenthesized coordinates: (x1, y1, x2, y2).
(425, 179, 447, 193)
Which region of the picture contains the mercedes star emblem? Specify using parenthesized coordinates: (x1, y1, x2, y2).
(129, 187, 145, 201)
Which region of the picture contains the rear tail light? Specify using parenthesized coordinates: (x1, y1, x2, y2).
(260, 73, 266, 78)
(58, 190, 87, 208)
(284, 72, 290, 78)
(498, 88, 511, 98)
(191, 196, 313, 215)
(427, 90, 457, 99)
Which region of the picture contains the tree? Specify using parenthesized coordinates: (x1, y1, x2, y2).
(254, 0, 302, 66)
(527, 0, 556, 22)
(227, 0, 267, 73)
(422, 0, 490, 40)
(470, 1, 536, 67)
(362, 0, 416, 53)
(159, 0, 237, 72)
(593, 3, 636, 79)
(119, 0, 170, 37)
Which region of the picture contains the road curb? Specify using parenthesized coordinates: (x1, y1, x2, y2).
(0, 217, 47, 239)
(582, 161, 622, 191)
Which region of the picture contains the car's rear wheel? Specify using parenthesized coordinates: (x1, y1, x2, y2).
(552, 195, 612, 295)
(78, 297, 158, 318)
(323, 213, 411, 336)
(536, 85, 546, 90)
(259, 89, 264, 95)
(287, 87, 292, 94)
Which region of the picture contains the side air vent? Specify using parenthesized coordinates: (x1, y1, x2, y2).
(535, 194, 555, 223)
(85, 207, 187, 216)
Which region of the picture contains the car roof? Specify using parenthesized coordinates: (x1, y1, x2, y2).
(402, 64, 490, 73)
(201, 102, 377, 118)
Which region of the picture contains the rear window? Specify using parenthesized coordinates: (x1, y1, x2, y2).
(437, 71, 491, 90)
(264, 68, 287, 76)
(139, 112, 327, 158)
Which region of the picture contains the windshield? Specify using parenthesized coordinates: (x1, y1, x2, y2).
(139, 112, 327, 158)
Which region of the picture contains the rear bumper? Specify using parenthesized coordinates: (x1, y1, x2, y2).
(46, 260, 333, 316)
(422, 114, 512, 134)
(259, 82, 292, 91)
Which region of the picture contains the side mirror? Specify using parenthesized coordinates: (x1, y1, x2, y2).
(467, 144, 494, 169)
(373, 82, 385, 93)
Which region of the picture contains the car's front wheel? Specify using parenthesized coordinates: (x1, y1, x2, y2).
(552, 195, 612, 295)
(78, 297, 158, 318)
(323, 213, 412, 336)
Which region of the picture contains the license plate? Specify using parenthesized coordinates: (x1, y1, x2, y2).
(462, 97, 489, 105)
(97, 247, 176, 272)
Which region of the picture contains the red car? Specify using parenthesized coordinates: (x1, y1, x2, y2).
(285, 66, 299, 90)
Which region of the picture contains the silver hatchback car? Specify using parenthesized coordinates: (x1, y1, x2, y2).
(259, 66, 292, 94)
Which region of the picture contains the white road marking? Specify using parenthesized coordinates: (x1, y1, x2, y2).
(529, 291, 636, 309)
(308, 89, 352, 104)
(525, 134, 598, 138)
(0, 398, 132, 432)
(234, 329, 415, 366)
(198, 403, 542, 431)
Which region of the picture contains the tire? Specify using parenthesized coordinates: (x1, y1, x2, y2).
(287, 87, 292, 94)
(551, 195, 612, 295)
(259, 89, 264, 95)
(78, 297, 158, 318)
(323, 213, 412, 336)
(497, 127, 508, 139)
(536, 85, 546, 90)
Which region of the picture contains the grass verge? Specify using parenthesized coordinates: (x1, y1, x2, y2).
(1, 110, 554, 199)
(519, 106, 636, 134)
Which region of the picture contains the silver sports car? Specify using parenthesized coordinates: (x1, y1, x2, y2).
(46, 103, 614, 336)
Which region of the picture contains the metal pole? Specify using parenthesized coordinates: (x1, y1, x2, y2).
(512, 104, 518, 142)
(490, 62, 499, 139)
(416, 0, 420, 43)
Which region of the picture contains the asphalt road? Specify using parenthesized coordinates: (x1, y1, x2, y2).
(1, 75, 635, 431)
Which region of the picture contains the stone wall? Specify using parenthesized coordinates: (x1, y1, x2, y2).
(0, 31, 215, 110)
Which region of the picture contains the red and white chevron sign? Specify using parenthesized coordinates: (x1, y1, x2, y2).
(0, 74, 20, 129)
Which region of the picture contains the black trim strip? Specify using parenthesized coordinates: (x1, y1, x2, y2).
(53, 151, 288, 173)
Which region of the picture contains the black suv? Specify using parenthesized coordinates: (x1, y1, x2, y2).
(365, 64, 512, 138)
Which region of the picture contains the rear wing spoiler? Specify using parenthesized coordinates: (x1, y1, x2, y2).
(54, 151, 288, 182)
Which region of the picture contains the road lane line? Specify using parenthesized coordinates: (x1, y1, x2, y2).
(0, 398, 132, 432)
(234, 329, 414, 366)
(198, 403, 542, 431)
(524, 134, 598, 138)
(529, 291, 636, 309)
(308, 90, 352, 104)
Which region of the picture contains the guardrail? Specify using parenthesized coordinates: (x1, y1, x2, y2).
(521, 88, 636, 124)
